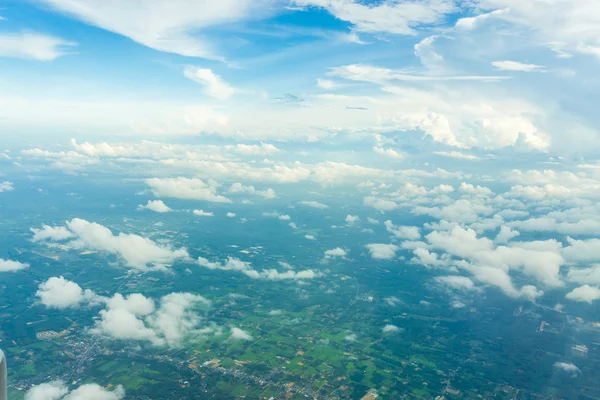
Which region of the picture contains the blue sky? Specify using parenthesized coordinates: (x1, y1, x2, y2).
(1, 0, 600, 158)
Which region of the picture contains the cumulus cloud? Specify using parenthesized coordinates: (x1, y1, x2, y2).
(36, 276, 99, 309)
(31, 224, 75, 242)
(25, 380, 124, 400)
(0, 181, 13, 192)
(324, 247, 347, 259)
(197, 256, 319, 281)
(495, 226, 520, 244)
(373, 146, 404, 159)
(345, 214, 360, 224)
(31, 219, 189, 271)
(0, 258, 29, 272)
(553, 362, 580, 376)
(435, 275, 477, 291)
(226, 212, 236, 218)
(384, 220, 420, 240)
(193, 209, 214, 217)
(230, 327, 253, 340)
(413, 226, 564, 298)
(145, 177, 231, 203)
(91, 292, 211, 347)
(137, 199, 172, 213)
(366, 244, 399, 260)
(228, 182, 276, 199)
(305, 234, 316, 240)
(364, 196, 397, 212)
(382, 324, 402, 333)
(299, 200, 328, 209)
(565, 285, 600, 304)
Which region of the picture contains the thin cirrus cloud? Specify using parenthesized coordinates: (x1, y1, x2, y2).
(492, 61, 545, 72)
(0, 32, 76, 61)
(183, 66, 236, 100)
(35, 0, 279, 60)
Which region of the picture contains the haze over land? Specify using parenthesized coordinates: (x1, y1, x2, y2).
(1, 1, 600, 399)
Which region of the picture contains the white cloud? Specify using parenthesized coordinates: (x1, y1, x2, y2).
(495, 226, 520, 244)
(230, 327, 253, 340)
(0, 181, 13, 192)
(294, 0, 455, 36)
(565, 285, 600, 304)
(373, 146, 404, 159)
(229, 182, 276, 199)
(36, 276, 98, 309)
(299, 200, 328, 209)
(435, 275, 477, 291)
(25, 380, 69, 400)
(305, 234, 316, 240)
(31, 224, 75, 242)
(193, 209, 214, 217)
(364, 196, 397, 212)
(554, 362, 580, 376)
(0, 32, 76, 61)
(491, 61, 544, 72)
(345, 214, 360, 224)
(32, 219, 189, 271)
(25, 381, 125, 400)
(146, 177, 231, 203)
(226, 212, 236, 217)
(91, 292, 211, 347)
(433, 151, 480, 160)
(382, 324, 401, 333)
(316, 78, 339, 89)
(184, 66, 235, 100)
(366, 243, 399, 260)
(384, 220, 420, 240)
(137, 199, 172, 213)
(421, 226, 564, 292)
(197, 256, 319, 281)
(413, 199, 493, 223)
(289, 222, 298, 229)
(231, 143, 280, 156)
(324, 247, 347, 259)
(0, 259, 29, 272)
(367, 217, 379, 225)
(37, 0, 274, 59)
(567, 265, 600, 286)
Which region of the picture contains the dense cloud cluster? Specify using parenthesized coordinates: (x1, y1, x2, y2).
(31, 218, 189, 271)
(25, 380, 125, 400)
(36, 277, 219, 347)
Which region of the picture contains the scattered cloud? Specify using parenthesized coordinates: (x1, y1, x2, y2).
(137, 199, 172, 213)
(0, 181, 14, 192)
(384, 220, 420, 240)
(382, 324, 402, 333)
(146, 177, 231, 203)
(324, 247, 347, 259)
(25, 380, 125, 400)
(345, 214, 360, 224)
(299, 200, 328, 209)
(565, 285, 600, 304)
(31, 219, 189, 271)
(230, 327, 253, 340)
(229, 182, 276, 199)
(193, 209, 214, 217)
(366, 243, 399, 260)
(553, 362, 580, 376)
(0, 259, 29, 272)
